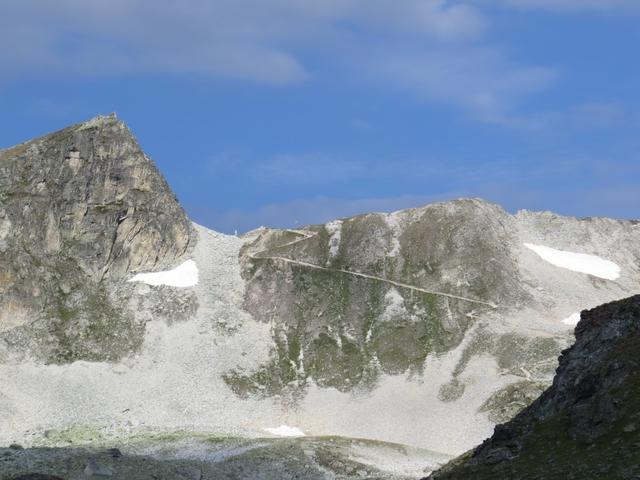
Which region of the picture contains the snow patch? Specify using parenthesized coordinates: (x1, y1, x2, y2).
(128, 260, 199, 287)
(561, 312, 581, 326)
(264, 425, 305, 437)
(523, 243, 620, 280)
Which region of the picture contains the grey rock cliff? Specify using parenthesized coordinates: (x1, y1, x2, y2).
(225, 199, 640, 421)
(230, 200, 530, 394)
(0, 114, 194, 363)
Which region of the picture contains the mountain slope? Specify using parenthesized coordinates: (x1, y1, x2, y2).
(427, 294, 640, 480)
(1, 117, 639, 478)
(234, 201, 524, 393)
(224, 199, 639, 451)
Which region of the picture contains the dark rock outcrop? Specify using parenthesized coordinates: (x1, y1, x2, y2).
(427, 295, 640, 479)
(0, 115, 194, 364)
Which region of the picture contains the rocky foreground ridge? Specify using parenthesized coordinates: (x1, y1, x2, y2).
(1, 116, 639, 479)
(427, 295, 640, 480)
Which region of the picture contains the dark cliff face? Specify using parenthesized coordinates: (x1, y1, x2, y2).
(0, 115, 194, 364)
(428, 295, 640, 480)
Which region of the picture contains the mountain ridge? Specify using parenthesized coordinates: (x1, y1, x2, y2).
(0, 114, 195, 364)
(1, 116, 639, 479)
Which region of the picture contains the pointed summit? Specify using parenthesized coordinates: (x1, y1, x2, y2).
(1, 114, 193, 278)
(0, 116, 194, 362)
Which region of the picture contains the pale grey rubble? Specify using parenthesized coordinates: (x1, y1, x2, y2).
(0, 116, 639, 479)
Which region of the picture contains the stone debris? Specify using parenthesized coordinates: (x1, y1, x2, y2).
(84, 458, 113, 477)
(107, 448, 122, 458)
(175, 466, 203, 480)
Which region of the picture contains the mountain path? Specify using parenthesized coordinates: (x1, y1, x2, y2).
(249, 229, 498, 309)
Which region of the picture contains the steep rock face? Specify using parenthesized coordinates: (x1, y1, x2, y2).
(227, 199, 640, 426)
(230, 200, 530, 395)
(0, 115, 194, 363)
(428, 295, 640, 479)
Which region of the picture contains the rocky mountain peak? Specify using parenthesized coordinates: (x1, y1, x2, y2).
(0, 113, 192, 279)
(0, 115, 194, 363)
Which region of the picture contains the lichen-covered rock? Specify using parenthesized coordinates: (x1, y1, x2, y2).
(0, 115, 194, 363)
(6, 475, 66, 480)
(427, 295, 640, 479)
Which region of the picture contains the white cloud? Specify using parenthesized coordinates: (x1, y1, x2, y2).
(352, 0, 487, 41)
(0, 1, 309, 84)
(569, 102, 626, 128)
(255, 153, 369, 184)
(210, 151, 607, 188)
(0, 0, 555, 117)
(483, 101, 628, 131)
(208, 151, 482, 185)
(0, 0, 484, 83)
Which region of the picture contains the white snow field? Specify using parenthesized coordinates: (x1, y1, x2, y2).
(264, 425, 306, 437)
(561, 312, 581, 326)
(128, 259, 199, 287)
(523, 243, 621, 280)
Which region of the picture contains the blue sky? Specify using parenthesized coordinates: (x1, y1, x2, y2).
(1, 1, 638, 233)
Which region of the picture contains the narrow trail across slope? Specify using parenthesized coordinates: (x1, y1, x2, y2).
(248, 229, 498, 309)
